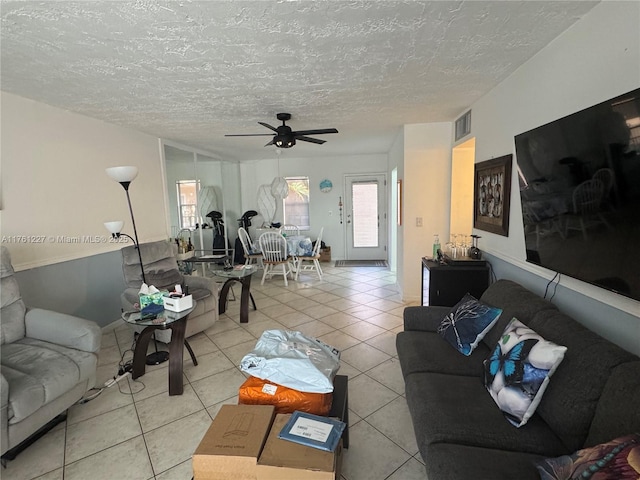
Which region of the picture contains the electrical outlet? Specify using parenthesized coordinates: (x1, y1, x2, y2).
(416, 217, 423, 227)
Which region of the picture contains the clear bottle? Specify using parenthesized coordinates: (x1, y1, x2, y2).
(432, 234, 441, 260)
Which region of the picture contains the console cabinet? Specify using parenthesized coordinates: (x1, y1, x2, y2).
(421, 257, 490, 306)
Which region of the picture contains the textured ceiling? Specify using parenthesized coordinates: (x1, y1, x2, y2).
(1, 1, 598, 161)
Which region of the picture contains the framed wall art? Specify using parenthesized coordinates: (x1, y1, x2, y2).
(473, 154, 512, 236)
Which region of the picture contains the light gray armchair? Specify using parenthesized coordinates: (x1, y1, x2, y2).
(119, 240, 218, 343)
(1, 246, 101, 458)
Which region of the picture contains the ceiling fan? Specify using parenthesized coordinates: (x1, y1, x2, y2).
(225, 113, 338, 148)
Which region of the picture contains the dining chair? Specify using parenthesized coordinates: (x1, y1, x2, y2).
(295, 227, 324, 281)
(281, 224, 300, 236)
(258, 231, 293, 286)
(564, 179, 611, 240)
(237, 227, 263, 269)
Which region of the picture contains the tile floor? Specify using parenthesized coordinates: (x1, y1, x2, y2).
(3, 265, 426, 480)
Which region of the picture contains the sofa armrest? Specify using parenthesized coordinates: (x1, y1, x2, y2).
(184, 275, 219, 300)
(403, 306, 451, 332)
(1, 373, 8, 451)
(24, 308, 101, 353)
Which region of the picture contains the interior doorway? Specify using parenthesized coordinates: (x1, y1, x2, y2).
(344, 173, 388, 261)
(450, 137, 476, 240)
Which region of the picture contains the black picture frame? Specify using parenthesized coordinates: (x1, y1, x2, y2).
(473, 154, 512, 236)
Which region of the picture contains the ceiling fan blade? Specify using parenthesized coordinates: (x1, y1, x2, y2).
(296, 136, 326, 145)
(225, 133, 275, 137)
(292, 128, 338, 136)
(258, 122, 278, 132)
(264, 138, 275, 146)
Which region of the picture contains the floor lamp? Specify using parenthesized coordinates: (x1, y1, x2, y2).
(105, 166, 169, 365)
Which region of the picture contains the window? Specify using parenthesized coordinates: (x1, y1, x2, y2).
(177, 180, 200, 229)
(283, 177, 310, 230)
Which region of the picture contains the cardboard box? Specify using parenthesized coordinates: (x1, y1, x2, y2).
(193, 404, 275, 480)
(319, 246, 331, 263)
(257, 414, 342, 480)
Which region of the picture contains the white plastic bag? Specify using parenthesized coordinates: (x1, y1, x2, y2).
(240, 330, 340, 393)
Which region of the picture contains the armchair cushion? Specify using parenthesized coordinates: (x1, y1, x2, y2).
(25, 309, 101, 353)
(121, 240, 181, 289)
(2, 338, 98, 423)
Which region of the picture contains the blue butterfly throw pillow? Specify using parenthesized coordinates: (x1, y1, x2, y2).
(437, 293, 502, 356)
(484, 318, 567, 427)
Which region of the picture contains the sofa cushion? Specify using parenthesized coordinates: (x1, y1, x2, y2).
(1, 338, 98, 423)
(484, 318, 566, 428)
(396, 331, 488, 379)
(528, 309, 637, 452)
(426, 443, 544, 480)
(437, 293, 502, 355)
(404, 371, 568, 456)
(480, 280, 558, 350)
(585, 362, 640, 447)
(534, 433, 640, 480)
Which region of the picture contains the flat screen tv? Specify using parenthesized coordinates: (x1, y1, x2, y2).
(514, 88, 640, 302)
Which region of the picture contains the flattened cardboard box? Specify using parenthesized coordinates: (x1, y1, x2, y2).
(193, 404, 275, 480)
(257, 413, 342, 480)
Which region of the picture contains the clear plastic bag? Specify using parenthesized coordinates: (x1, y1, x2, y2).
(240, 330, 340, 393)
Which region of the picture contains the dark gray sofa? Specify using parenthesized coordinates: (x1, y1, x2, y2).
(396, 279, 640, 480)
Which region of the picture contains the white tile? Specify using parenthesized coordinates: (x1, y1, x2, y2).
(295, 320, 336, 338)
(136, 385, 205, 433)
(320, 312, 360, 329)
(182, 350, 236, 382)
(274, 310, 316, 328)
(318, 330, 361, 352)
(386, 457, 427, 480)
(191, 368, 247, 407)
(33, 468, 63, 480)
(144, 409, 213, 474)
(347, 374, 399, 418)
(365, 312, 403, 330)
(209, 327, 256, 349)
(155, 459, 194, 480)
(2, 426, 65, 480)
(340, 343, 390, 372)
(64, 435, 154, 480)
(367, 358, 405, 395)
(67, 382, 134, 425)
(341, 420, 411, 480)
(340, 321, 387, 341)
(366, 396, 418, 455)
(65, 404, 141, 464)
(365, 331, 399, 357)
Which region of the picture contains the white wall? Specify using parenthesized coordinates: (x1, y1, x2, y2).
(402, 123, 453, 302)
(0, 92, 167, 270)
(240, 153, 389, 261)
(468, 1, 640, 351)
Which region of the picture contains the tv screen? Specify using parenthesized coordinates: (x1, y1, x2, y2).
(514, 88, 640, 302)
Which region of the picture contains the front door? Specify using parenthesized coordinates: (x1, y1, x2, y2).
(344, 174, 387, 260)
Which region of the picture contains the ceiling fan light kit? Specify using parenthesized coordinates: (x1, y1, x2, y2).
(225, 113, 338, 149)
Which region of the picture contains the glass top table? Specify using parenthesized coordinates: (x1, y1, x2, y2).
(206, 265, 258, 323)
(121, 302, 198, 396)
(121, 304, 196, 327)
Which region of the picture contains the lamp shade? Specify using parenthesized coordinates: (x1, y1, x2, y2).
(104, 221, 124, 235)
(271, 176, 289, 199)
(106, 166, 138, 183)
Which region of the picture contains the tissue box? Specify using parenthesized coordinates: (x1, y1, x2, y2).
(162, 294, 193, 312)
(139, 291, 167, 309)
